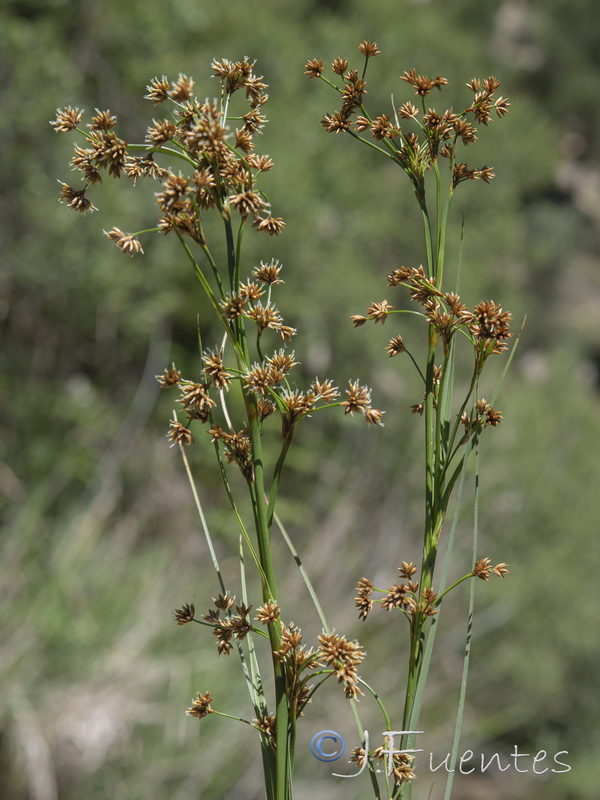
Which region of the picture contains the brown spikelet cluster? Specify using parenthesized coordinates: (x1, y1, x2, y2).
(209, 425, 254, 480)
(253, 714, 277, 750)
(179, 381, 217, 422)
(342, 380, 384, 425)
(353, 264, 512, 423)
(255, 601, 280, 625)
(104, 227, 144, 255)
(167, 419, 193, 447)
(377, 739, 416, 784)
(202, 350, 232, 391)
(355, 564, 420, 622)
(156, 364, 182, 387)
(354, 578, 374, 621)
(272, 622, 320, 719)
(173, 602, 195, 625)
(317, 632, 365, 699)
(201, 597, 253, 656)
(472, 558, 510, 581)
(186, 691, 215, 719)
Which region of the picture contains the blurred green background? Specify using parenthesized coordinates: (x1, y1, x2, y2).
(2, 0, 599, 798)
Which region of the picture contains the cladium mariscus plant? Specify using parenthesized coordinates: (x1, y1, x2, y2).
(52, 42, 519, 800)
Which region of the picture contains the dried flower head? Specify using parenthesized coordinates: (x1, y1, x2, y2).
(256, 601, 280, 625)
(168, 419, 194, 447)
(57, 182, 97, 214)
(318, 631, 365, 699)
(156, 364, 181, 387)
(253, 215, 286, 235)
(402, 68, 448, 97)
(386, 335, 407, 356)
(254, 259, 283, 284)
(305, 59, 324, 79)
(311, 378, 340, 403)
(203, 349, 231, 390)
(146, 119, 177, 147)
(173, 602, 195, 625)
(342, 380, 372, 416)
(359, 40, 381, 58)
(473, 557, 493, 580)
(398, 561, 418, 579)
(71, 146, 102, 184)
(186, 691, 214, 719)
(104, 227, 144, 255)
(170, 73, 195, 102)
(367, 300, 394, 323)
(332, 58, 349, 75)
(89, 109, 117, 131)
(145, 76, 170, 104)
(50, 106, 83, 132)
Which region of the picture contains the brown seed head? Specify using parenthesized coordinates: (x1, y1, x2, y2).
(311, 378, 340, 403)
(321, 111, 351, 133)
(170, 73, 195, 102)
(473, 557, 493, 581)
(186, 691, 214, 719)
(493, 563, 509, 578)
(104, 227, 144, 255)
(359, 40, 381, 57)
(179, 381, 216, 421)
(58, 182, 97, 214)
(50, 106, 83, 132)
(203, 350, 231, 390)
(398, 101, 419, 119)
(145, 76, 171, 104)
(246, 302, 283, 334)
(246, 153, 274, 172)
(253, 215, 286, 235)
(255, 601, 280, 625)
(168, 420, 194, 447)
(173, 602, 195, 625)
(214, 593, 236, 610)
(156, 364, 181, 387)
(146, 119, 177, 147)
(342, 380, 372, 416)
(305, 59, 324, 78)
(402, 68, 448, 97)
(386, 335, 407, 357)
(370, 114, 395, 140)
(254, 259, 283, 284)
(71, 146, 102, 184)
(332, 57, 349, 75)
(367, 300, 394, 323)
(398, 561, 417, 579)
(89, 109, 117, 131)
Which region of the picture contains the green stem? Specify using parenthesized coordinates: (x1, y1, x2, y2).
(175, 232, 239, 354)
(267, 433, 294, 529)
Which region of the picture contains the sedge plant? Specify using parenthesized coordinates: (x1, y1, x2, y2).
(52, 46, 517, 800)
(51, 60, 387, 800)
(306, 41, 517, 799)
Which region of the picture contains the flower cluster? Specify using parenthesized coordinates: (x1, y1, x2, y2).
(186, 691, 215, 719)
(306, 42, 509, 192)
(200, 595, 254, 656)
(273, 622, 320, 718)
(356, 556, 508, 625)
(51, 61, 284, 236)
(317, 631, 365, 699)
(352, 265, 512, 422)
